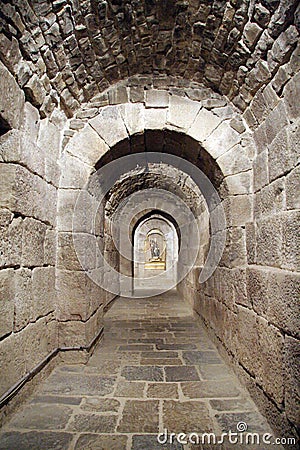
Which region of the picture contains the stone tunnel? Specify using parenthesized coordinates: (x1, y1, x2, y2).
(0, 0, 299, 448)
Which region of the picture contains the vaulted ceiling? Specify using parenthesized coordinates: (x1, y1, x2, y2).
(0, 0, 299, 116)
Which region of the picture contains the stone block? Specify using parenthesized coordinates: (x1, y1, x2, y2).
(23, 317, 57, 372)
(188, 107, 221, 143)
(0, 217, 23, 268)
(22, 218, 46, 267)
(0, 60, 25, 129)
(236, 306, 284, 405)
(37, 119, 61, 185)
(0, 332, 26, 397)
(56, 270, 89, 321)
(144, 108, 167, 130)
(255, 214, 282, 267)
(204, 120, 241, 159)
(256, 317, 284, 405)
(57, 189, 95, 233)
(32, 267, 56, 319)
(57, 232, 97, 271)
(245, 222, 256, 264)
(145, 89, 169, 108)
(286, 165, 300, 210)
(225, 172, 252, 195)
(217, 144, 253, 176)
(220, 227, 247, 268)
(224, 195, 253, 227)
(44, 229, 56, 266)
(89, 105, 128, 147)
(14, 268, 33, 332)
(58, 320, 88, 348)
(108, 86, 128, 105)
(0, 163, 56, 225)
(246, 266, 269, 317)
(254, 177, 285, 219)
(268, 125, 299, 183)
(24, 74, 46, 108)
(59, 151, 92, 189)
(129, 86, 145, 103)
(22, 102, 40, 144)
(265, 101, 289, 146)
(266, 269, 300, 338)
(168, 96, 201, 130)
(0, 269, 14, 338)
(282, 210, 300, 271)
(64, 124, 108, 167)
(253, 149, 268, 192)
(120, 103, 145, 135)
(283, 68, 300, 121)
(243, 22, 263, 49)
(284, 336, 300, 427)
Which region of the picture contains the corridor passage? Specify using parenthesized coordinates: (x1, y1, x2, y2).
(0, 292, 274, 449)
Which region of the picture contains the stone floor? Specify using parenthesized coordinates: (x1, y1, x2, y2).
(0, 291, 276, 450)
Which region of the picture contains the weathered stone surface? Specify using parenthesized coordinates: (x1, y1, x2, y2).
(121, 366, 164, 381)
(282, 210, 300, 272)
(22, 217, 46, 267)
(32, 267, 56, 319)
(59, 152, 92, 188)
(69, 414, 117, 433)
(0, 60, 25, 129)
(168, 96, 201, 130)
(0, 332, 26, 397)
(284, 336, 300, 427)
(286, 165, 300, 210)
(120, 103, 144, 135)
(90, 106, 128, 147)
(188, 108, 221, 143)
(0, 431, 73, 450)
(266, 269, 300, 338)
(0, 216, 23, 268)
(117, 400, 159, 433)
(268, 125, 299, 182)
(0, 269, 14, 338)
(254, 178, 285, 219)
(8, 404, 73, 430)
(147, 383, 178, 399)
(65, 124, 108, 166)
(80, 397, 120, 413)
(75, 434, 128, 450)
(215, 411, 271, 434)
(163, 400, 213, 433)
(0, 164, 56, 225)
(37, 120, 61, 185)
(225, 172, 252, 195)
(114, 381, 145, 397)
(217, 143, 254, 176)
(39, 371, 116, 396)
(204, 120, 241, 159)
(144, 108, 167, 129)
(181, 380, 240, 398)
(145, 89, 169, 108)
(255, 215, 282, 266)
(165, 366, 200, 382)
(14, 268, 33, 331)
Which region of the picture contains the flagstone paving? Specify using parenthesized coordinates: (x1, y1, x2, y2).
(0, 291, 276, 449)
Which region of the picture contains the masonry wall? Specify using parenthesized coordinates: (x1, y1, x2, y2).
(181, 42, 300, 440)
(0, 61, 60, 405)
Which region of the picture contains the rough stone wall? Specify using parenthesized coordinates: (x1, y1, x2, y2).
(0, 61, 61, 403)
(184, 41, 300, 439)
(0, 1, 299, 118)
